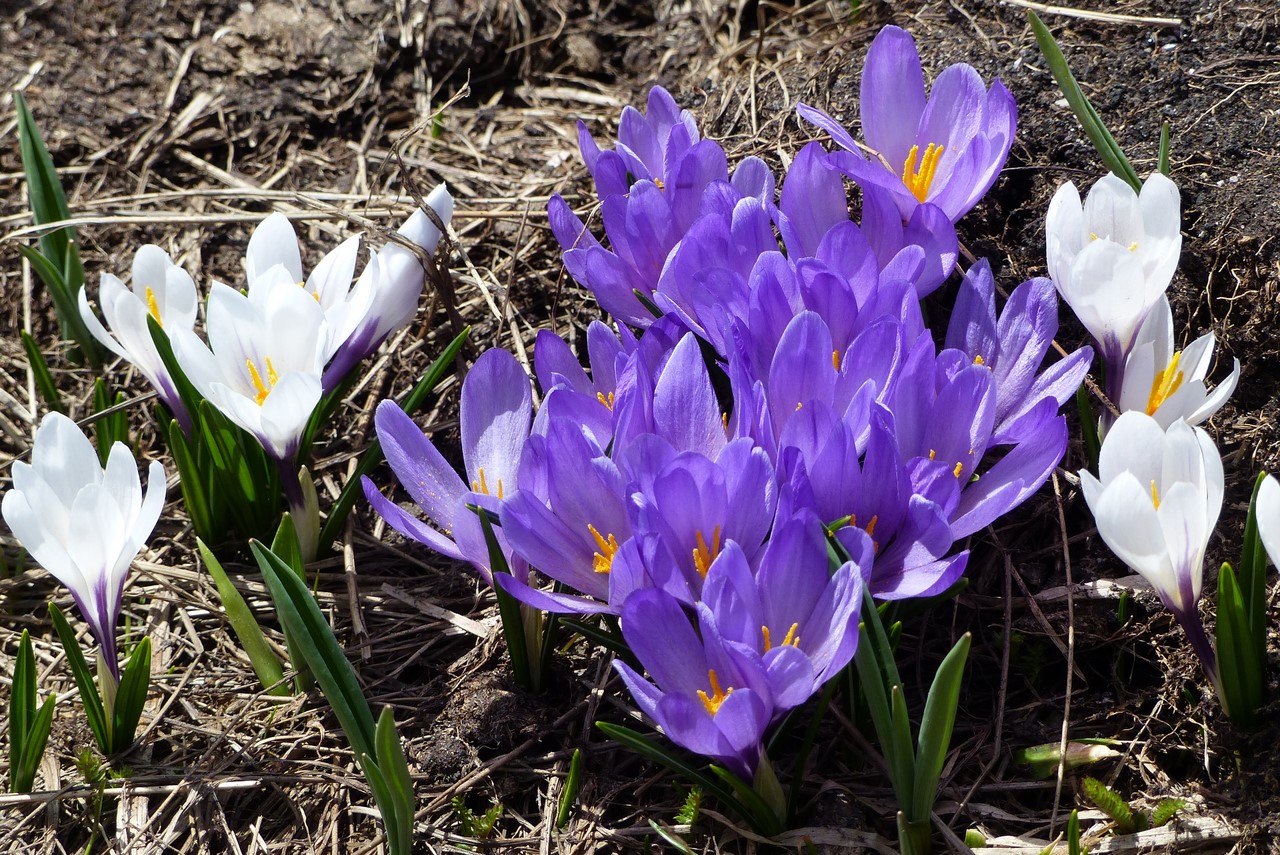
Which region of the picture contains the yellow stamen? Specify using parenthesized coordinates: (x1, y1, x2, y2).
(722, 412, 730, 435)
(470, 467, 504, 499)
(864, 514, 878, 537)
(953, 461, 964, 478)
(928, 449, 937, 461)
(1151, 480, 1161, 509)
(145, 287, 162, 325)
(698, 669, 733, 716)
(1146, 351, 1185, 415)
(1129, 241, 1139, 252)
(692, 526, 722, 578)
(795, 401, 803, 412)
(1090, 232, 1099, 241)
(901, 143, 945, 203)
(588, 523, 619, 574)
(654, 178, 666, 191)
(832, 350, 841, 371)
(246, 358, 277, 406)
(973, 354, 985, 366)
(597, 390, 615, 410)
(762, 622, 802, 652)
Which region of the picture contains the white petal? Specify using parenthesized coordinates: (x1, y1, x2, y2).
(1083, 173, 1144, 247)
(1118, 339, 1157, 416)
(1044, 180, 1084, 287)
(2, 489, 88, 595)
(32, 413, 103, 505)
(1256, 475, 1280, 570)
(1156, 480, 1209, 610)
(246, 213, 303, 284)
(307, 234, 361, 309)
(102, 441, 143, 522)
(1062, 240, 1151, 354)
(259, 372, 322, 458)
(1090, 471, 1174, 593)
(1098, 411, 1166, 488)
(1184, 357, 1238, 425)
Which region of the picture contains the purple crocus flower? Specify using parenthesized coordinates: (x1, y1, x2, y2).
(614, 586, 776, 779)
(362, 349, 532, 585)
(944, 259, 1093, 444)
(577, 86, 701, 198)
(798, 25, 1016, 222)
(780, 403, 968, 600)
(700, 512, 868, 707)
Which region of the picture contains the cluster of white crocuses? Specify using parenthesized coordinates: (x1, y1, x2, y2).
(1049, 171, 1257, 695)
(79, 185, 453, 464)
(4, 188, 453, 714)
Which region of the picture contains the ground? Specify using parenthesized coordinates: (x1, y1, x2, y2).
(0, 0, 1278, 852)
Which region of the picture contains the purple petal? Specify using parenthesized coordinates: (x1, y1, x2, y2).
(860, 25, 927, 166)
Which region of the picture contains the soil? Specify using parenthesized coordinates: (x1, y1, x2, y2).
(0, 0, 1278, 852)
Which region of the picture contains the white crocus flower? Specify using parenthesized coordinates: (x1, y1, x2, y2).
(1, 413, 165, 677)
(1046, 172, 1181, 391)
(1080, 411, 1223, 684)
(242, 184, 454, 391)
(77, 245, 198, 431)
(1255, 475, 1280, 571)
(1117, 295, 1239, 429)
(170, 280, 326, 462)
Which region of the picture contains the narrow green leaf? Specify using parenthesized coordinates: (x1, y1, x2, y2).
(888, 686, 918, 814)
(1074, 385, 1100, 475)
(1241, 473, 1269, 638)
(48, 603, 108, 753)
(1028, 11, 1142, 191)
(648, 820, 697, 855)
(146, 315, 202, 426)
(19, 330, 65, 415)
(785, 677, 838, 821)
(9, 630, 36, 790)
(316, 325, 471, 551)
(375, 706, 416, 855)
(1067, 809, 1081, 855)
(111, 637, 151, 754)
(478, 508, 535, 689)
(912, 633, 971, 822)
(13, 697, 54, 792)
(557, 748, 583, 829)
(251, 540, 377, 758)
(168, 420, 219, 544)
(270, 513, 306, 581)
(15, 92, 96, 361)
(1216, 563, 1263, 727)
(92, 378, 130, 464)
(198, 539, 288, 696)
(1158, 122, 1171, 176)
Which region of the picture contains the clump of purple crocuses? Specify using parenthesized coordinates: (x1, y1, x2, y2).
(364, 26, 1090, 786)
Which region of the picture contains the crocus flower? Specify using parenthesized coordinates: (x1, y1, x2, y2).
(2, 413, 165, 678)
(243, 187, 454, 391)
(1079, 411, 1223, 685)
(170, 280, 326, 463)
(1044, 172, 1181, 393)
(797, 25, 1016, 222)
(363, 348, 533, 585)
(614, 586, 776, 779)
(944, 259, 1093, 444)
(1116, 294, 1238, 429)
(576, 86, 701, 198)
(78, 245, 198, 432)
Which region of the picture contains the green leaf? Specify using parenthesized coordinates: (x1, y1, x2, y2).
(1158, 122, 1171, 176)
(706, 765, 785, 837)
(13, 697, 54, 793)
(92, 378, 130, 465)
(374, 706, 416, 855)
(316, 325, 470, 551)
(10, 631, 36, 771)
(251, 540, 377, 758)
(1074, 385, 1100, 476)
(1067, 808, 1081, 855)
(648, 820, 697, 854)
(888, 686, 917, 814)
(168, 419, 219, 545)
(912, 633, 971, 822)
(477, 507, 536, 690)
(1028, 11, 1142, 192)
(675, 785, 701, 825)
(557, 747, 583, 829)
(15, 92, 97, 362)
(198, 539, 288, 697)
(1082, 776, 1135, 834)
(270, 513, 306, 581)
(1216, 563, 1264, 727)
(111, 637, 151, 754)
(19, 330, 65, 415)
(1240, 472, 1269, 639)
(146, 315, 203, 428)
(48, 603, 109, 754)
(1150, 798, 1185, 828)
